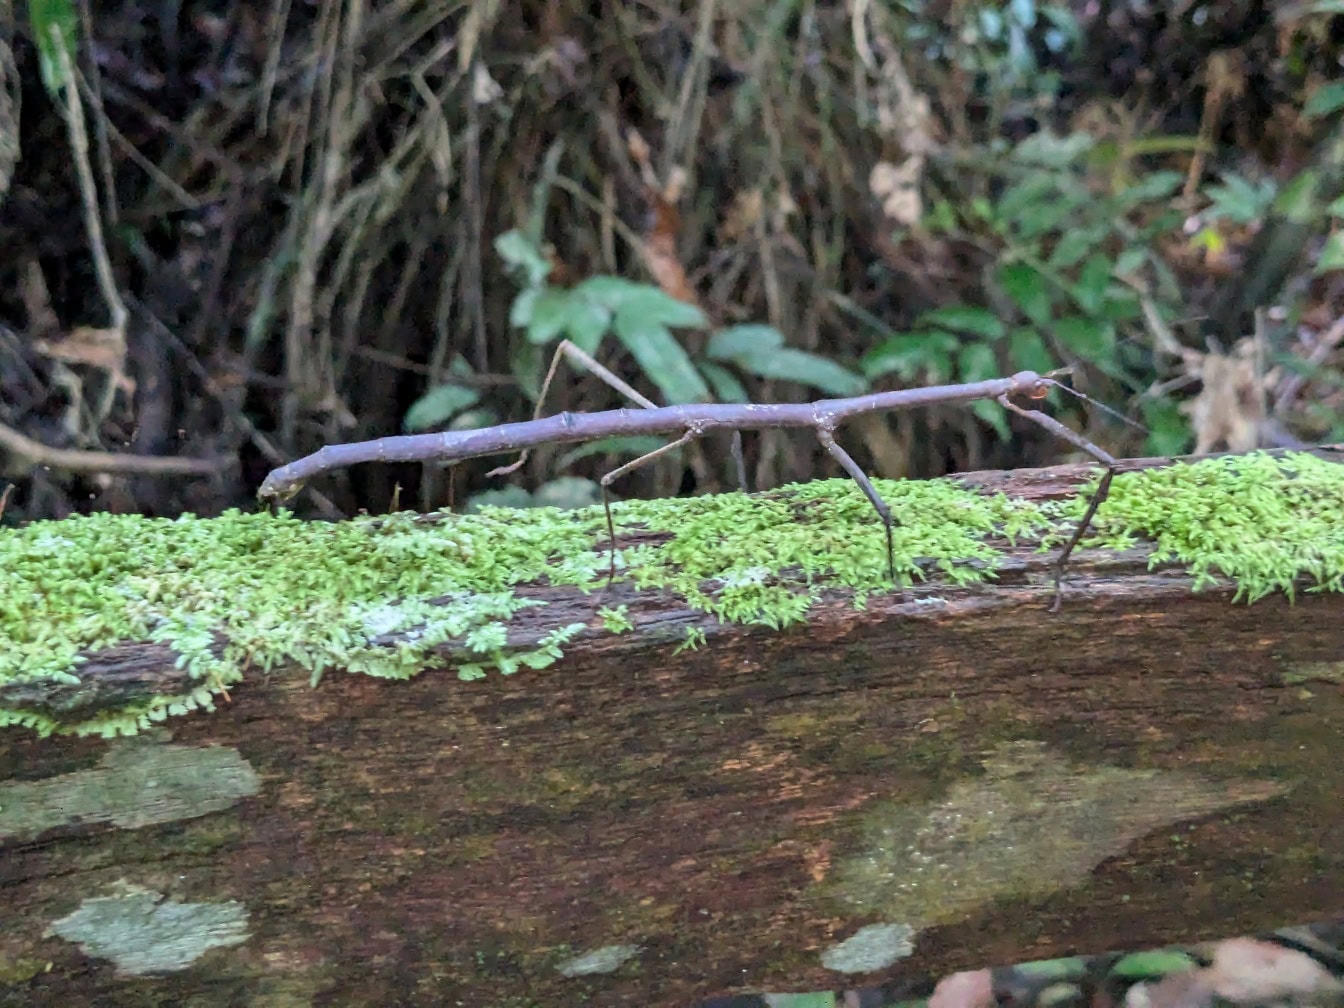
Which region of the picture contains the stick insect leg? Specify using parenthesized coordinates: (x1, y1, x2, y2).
(731, 432, 748, 493)
(998, 395, 1119, 612)
(815, 428, 896, 582)
(597, 428, 702, 590)
(488, 339, 659, 479)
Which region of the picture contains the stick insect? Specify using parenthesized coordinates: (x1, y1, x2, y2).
(259, 340, 1123, 611)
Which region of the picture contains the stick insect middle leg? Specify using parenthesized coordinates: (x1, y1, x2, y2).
(998, 395, 1118, 612)
(486, 339, 733, 588)
(597, 428, 703, 588)
(815, 427, 897, 582)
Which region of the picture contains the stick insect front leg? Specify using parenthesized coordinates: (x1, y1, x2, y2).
(998, 395, 1118, 612)
(490, 339, 748, 491)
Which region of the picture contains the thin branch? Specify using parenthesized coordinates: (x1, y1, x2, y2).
(53, 28, 126, 337)
(0, 421, 221, 478)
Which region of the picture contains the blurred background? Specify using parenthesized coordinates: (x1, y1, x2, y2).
(0, 0, 1341, 523)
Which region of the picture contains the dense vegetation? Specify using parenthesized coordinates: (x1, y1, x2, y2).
(0, 0, 1341, 523)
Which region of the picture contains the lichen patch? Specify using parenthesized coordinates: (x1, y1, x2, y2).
(825, 740, 1285, 931)
(0, 743, 259, 841)
(44, 886, 249, 976)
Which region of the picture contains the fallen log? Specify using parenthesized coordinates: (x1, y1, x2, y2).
(2, 448, 1343, 1006)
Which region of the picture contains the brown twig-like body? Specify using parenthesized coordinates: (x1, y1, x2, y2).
(259, 343, 1118, 609)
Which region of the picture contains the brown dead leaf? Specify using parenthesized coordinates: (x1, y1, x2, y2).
(35, 326, 127, 371)
(19, 259, 60, 339)
(626, 130, 699, 306)
(1180, 339, 1268, 454)
(870, 158, 923, 226)
(719, 188, 763, 243)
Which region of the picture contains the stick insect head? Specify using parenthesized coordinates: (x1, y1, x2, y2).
(1008, 370, 1058, 400)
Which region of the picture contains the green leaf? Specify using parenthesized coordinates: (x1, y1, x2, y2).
(706, 324, 784, 360)
(509, 287, 539, 328)
(28, 0, 78, 97)
(957, 342, 999, 382)
(572, 275, 643, 307)
(697, 361, 751, 403)
(1072, 254, 1113, 314)
(995, 174, 1062, 229)
(556, 436, 670, 470)
(1141, 398, 1189, 456)
(1016, 956, 1089, 980)
(1012, 131, 1094, 167)
(731, 348, 866, 397)
(494, 229, 551, 287)
(997, 262, 1054, 326)
(1054, 315, 1115, 358)
(861, 331, 957, 381)
(1204, 174, 1276, 224)
(1048, 226, 1108, 270)
(564, 298, 611, 354)
(612, 313, 709, 404)
(1013, 189, 1088, 240)
(754, 995, 836, 1008)
(526, 288, 575, 344)
(533, 477, 603, 509)
(1327, 194, 1344, 217)
(919, 306, 1005, 340)
(403, 384, 482, 432)
(1275, 169, 1321, 223)
(1110, 950, 1199, 979)
(971, 398, 1011, 440)
(510, 340, 544, 401)
(1316, 231, 1344, 274)
(610, 286, 708, 329)
(1305, 80, 1344, 119)
(448, 407, 499, 431)
(1009, 328, 1055, 374)
(1112, 170, 1183, 209)
(1113, 248, 1147, 275)
(465, 486, 534, 512)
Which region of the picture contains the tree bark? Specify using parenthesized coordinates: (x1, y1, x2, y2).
(2, 453, 1343, 1007)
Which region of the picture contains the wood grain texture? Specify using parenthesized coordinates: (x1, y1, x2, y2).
(2, 455, 1342, 1006)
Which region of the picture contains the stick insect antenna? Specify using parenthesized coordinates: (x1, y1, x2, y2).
(1052, 382, 1150, 433)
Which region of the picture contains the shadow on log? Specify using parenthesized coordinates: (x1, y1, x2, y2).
(1, 451, 1343, 1006)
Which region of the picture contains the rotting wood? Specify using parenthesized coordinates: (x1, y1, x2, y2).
(2, 452, 1343, 1006)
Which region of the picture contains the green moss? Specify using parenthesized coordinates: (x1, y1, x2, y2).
(2, 451, 1342, 737)
(1069, 451, 1344, 601)
(0, 955, 50, 985)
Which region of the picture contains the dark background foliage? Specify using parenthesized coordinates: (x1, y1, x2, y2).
(0, 0, 1341, 523)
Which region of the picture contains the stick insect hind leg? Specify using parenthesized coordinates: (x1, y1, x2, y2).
(997, 395, 1118, 612)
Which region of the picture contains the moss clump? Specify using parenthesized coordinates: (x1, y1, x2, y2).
(1, 451, 1342, 737)
(1077, 451, 1344, 601)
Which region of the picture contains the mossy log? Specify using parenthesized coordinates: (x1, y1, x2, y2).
(2, 450, 1344, 1006)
